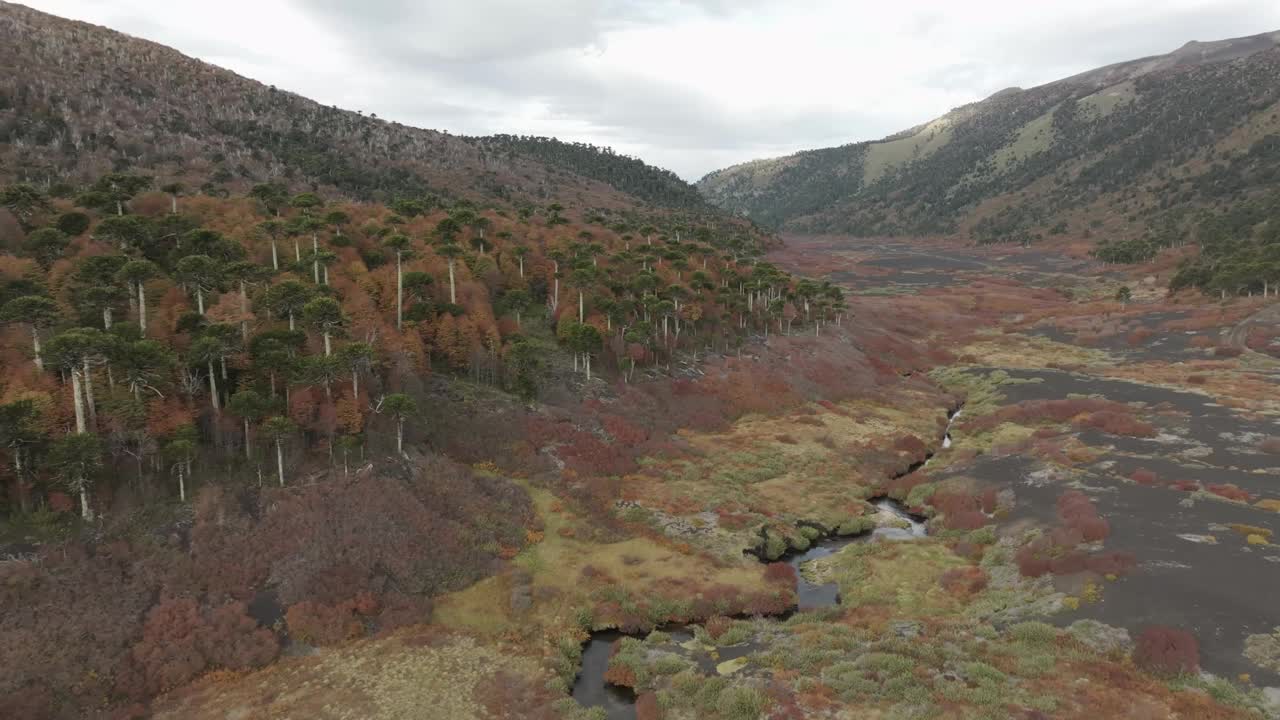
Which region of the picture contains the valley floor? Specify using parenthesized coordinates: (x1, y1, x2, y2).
(152, 235, 1280, 719)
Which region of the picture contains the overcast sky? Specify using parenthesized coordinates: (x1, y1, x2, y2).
(22, 0, 1280, 180)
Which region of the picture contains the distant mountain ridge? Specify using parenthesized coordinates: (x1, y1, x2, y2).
(697, 30, 1280, 245)
(0, 1, 712, 216)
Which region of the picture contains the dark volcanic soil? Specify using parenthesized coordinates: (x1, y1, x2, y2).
(778, 234, 1280, 687)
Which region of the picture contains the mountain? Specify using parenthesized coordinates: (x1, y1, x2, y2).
(0, 1, 717, 218)
(697, 30, 1280, 249)
(468, 135, 712, 210)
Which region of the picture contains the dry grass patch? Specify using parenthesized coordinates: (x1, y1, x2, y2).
(957, 331, 1112, 369)
(151, 630, 552, 720)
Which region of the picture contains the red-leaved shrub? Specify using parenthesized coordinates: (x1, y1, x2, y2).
(945, 511, 989, 531)
(940, 567, 988, 597)
(1133, 626, 1200, 676)
(705, 616, 732, 641)
(1075, 410, 1156, 438)
(1207, 484, 1253, 503)
(1130, 468, 1158, 486)
(636, 691, 662, 720)
(1048, 551, 1089, 576)
(285, 600, 365, 646)
(980, 488, 999, 514)
(764, 562, 798, 587)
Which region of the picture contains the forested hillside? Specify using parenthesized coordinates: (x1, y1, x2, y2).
(0, 0, 737, 222)
(470, 135, 710, 210)
(0, 6, 864, 716)
(0, 168, 856, 715)
(699, 31, 1280, 295)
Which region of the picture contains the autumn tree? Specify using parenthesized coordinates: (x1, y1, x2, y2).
(258, 219, 285, 270)
(383, 232, 415, 329)
(249, 334, 299, 400)
(303, 296, 344, 357)
(263, 280, 314, 331)
(45, 328, 106, 432)
(88, 173, 152, 216)
(223, 260, 269, 340)
(250, 182, 289, 218)
(228, 389, 270, 461)
(1, 295, 59, 371)
(436, 242, 464, 305)
(49, 432, 103, 519)
(114, 338, 172, 400)
(262, 416, 295, 486)
(402, 271, 433, 321)
(165, 432, 196, 502)
(0, 400, 41, 513)
(94, 215, 152, 253)
(175, 255, 222, 315)
(189, 326, 239, 414)
(160, 182, 184, 214)
(380, 393, 416, 455)
(338, 342, 375, 398)
(0, 183, 50, 229)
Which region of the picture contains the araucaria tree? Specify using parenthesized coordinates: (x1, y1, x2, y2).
(380, 393, 417, 455)
(1, 296, 60, 371)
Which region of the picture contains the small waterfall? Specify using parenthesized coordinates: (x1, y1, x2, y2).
(942, 408, 961, 449)
(870, 498, 928, 538)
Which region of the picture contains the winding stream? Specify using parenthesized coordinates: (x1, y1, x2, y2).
(572, 407, 957, 717)
(571, 496, 929, 719)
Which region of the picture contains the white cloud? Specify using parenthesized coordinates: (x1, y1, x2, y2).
(20, 0, 1280, 179)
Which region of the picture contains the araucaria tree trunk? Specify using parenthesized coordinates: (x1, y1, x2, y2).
(276, 439, 285, 486)
(207, 362, 220, 413)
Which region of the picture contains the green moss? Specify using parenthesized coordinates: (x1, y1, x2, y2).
(718, 623, 754, 647)
(652, 654, 692, 676)
(620, 505, 652, 524)
(716, 685, 766, 720)
(967, 526, 997, 545)
(645, 631, 671, 646)
(961, 661, 1007, 685)
(837, 515, 876, 536)
(905, 482, 938, 508)
(1009, 621, 1058, 647)
(763, 530, 788, 561)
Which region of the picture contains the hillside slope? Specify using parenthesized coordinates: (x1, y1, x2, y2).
(0, 1, 715, 217)
(698, 31, 1280, 247)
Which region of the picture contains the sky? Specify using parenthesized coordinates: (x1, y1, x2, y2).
(21, 0, 1280, 180)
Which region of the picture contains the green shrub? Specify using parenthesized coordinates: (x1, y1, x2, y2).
(718, 623, 753, 647)
(906, 482, 938, 508)
(645, 630, 671, 645)
(1009, 621, 1057, 646)
(961, 661, 1007, 685)
(837, 516, 877, 536)
(967, 526, 997, 545)
(763, 530, 788, 560)
(716, 685, 766, 720)
(1015, 651, 1056, 677)
(652, 654, 691, 675)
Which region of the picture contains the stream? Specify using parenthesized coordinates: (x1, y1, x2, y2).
(572, 407, 958, 717)
(571, 497, 928, 718)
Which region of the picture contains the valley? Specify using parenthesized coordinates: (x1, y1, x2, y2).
(141, 234, 1280, 720)
(1, 3, 1279, 719)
